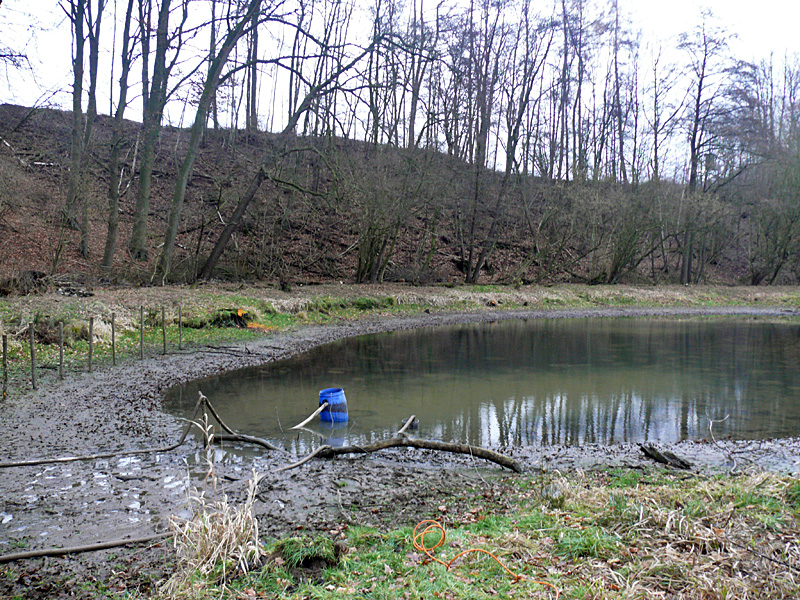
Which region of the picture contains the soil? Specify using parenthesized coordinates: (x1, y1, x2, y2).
(1, 300, 800, 598)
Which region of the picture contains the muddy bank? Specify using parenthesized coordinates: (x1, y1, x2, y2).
(1, 305, 800, 596)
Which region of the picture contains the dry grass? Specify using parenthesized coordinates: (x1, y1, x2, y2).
(160, 416, 264, 599)
(521, 471, 800, 599)
(150, 468, 800, 600)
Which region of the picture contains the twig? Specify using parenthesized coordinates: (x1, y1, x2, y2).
(291, 425, 326, 439)
(273, 445, 330, 473)
(276, 409, 286, 443)
(721, 531, 800, 573)
(707, 413, 755, 475)
(214, 433, 283, 452)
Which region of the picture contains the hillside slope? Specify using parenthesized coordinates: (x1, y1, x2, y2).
(0, 103, 773, 289)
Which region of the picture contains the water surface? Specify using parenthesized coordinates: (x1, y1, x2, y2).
(165, 317, 800, 453)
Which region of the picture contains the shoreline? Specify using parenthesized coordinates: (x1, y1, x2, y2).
(1, 304, 799, 554)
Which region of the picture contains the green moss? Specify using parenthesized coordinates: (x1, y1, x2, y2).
(272, 536, 337, 569)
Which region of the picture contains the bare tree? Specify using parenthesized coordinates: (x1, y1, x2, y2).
(155, 0, 263, 281)
(677, 14, 730, 283)
(451, 0, 504, 283)
(56, 0, 105, 269)
(720, 57, 800, 284)
(199, 28, 382, 279)
(610, 0, 629, 183)
(102, 0, 138, 269)
(404, 0, 440, 149)
(644, 46, 684, 182)
(469, 0, 552, 282)
(128, 0, 188, 261)
(61, 0, 87, 237)
(244, 2, 259, 131)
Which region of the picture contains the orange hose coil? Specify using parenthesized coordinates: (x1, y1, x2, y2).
(412, 520, 560, 599)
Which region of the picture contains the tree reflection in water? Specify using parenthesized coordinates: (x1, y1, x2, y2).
(166, 317, 800, 454)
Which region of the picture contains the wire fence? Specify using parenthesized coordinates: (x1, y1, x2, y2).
(1, 305, 193, 399)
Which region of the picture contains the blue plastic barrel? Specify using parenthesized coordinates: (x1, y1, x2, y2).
(319, 387, 348, 422)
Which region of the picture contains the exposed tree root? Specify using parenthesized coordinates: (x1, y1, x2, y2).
(639, 443, 694, 470)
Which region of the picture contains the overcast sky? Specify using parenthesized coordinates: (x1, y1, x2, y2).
(2, 0, 799, 114)
(625, 0, 800, 58)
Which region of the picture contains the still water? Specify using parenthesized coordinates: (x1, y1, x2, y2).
(164, 317, 800, 453)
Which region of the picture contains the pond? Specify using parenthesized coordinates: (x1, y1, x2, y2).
(164, 316, 800, 454)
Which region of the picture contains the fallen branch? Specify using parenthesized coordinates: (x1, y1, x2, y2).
(199, 391, 238, 436)
(291, 402, 329, 430)
(0, 395, 206, 469)
(200, 391, 284, 452)
(396, 414, 417, 436)
(639, 443, 693, 470)
(0, 533, 170, 564)
(293, 436, 523, 473)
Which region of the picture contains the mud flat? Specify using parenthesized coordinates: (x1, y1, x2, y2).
(1, 305, 799, 598)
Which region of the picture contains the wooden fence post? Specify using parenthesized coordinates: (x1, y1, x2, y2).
(29, 325, 36, 390)
(139, 306, 144, 360)
(88, 317, 94, 373)
(111, 313, 116, 366)
(2, 334, 7, 398)
(162, 306, 167, 355)
(178, 305, 183, 350)
(58, 322, 64, 380)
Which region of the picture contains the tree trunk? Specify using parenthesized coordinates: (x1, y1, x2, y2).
(63, 0, 86, 231)
(79, 0, 104, 259)
(680, 230, 693, 284)
(156, 0, 262, 282)
(102, 0, 136, 269)
(245, 5, 259, 132)
(128, 0, 172, 261)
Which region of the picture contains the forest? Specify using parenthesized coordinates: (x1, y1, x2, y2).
(0, 0, 799, 287)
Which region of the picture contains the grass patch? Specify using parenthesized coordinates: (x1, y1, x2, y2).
(143, 470, 800, 599)
(606, 467, 643, 488)
(555, 525, 621, 558)
(786, 479, 800, 512)
(304, 295, 397, 315)
(271, 536, 338, 569)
